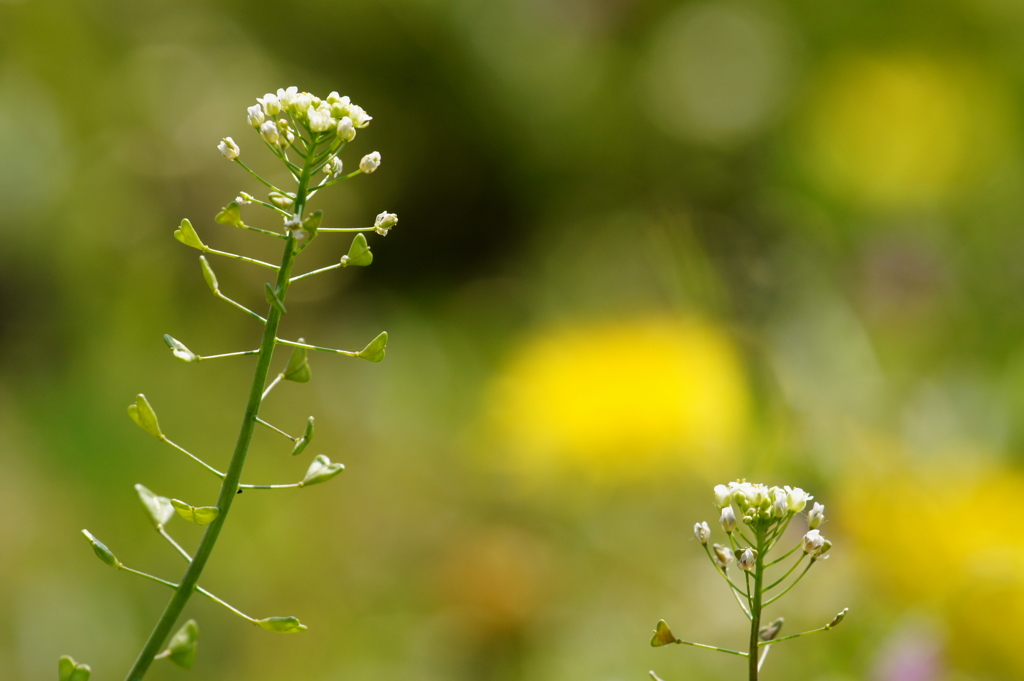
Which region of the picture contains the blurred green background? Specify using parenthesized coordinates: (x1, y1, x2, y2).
(2, 0, 1023, 679)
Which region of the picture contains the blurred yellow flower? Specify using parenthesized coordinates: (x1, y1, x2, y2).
(797, 55, 1013, 209)
(487, 317, 749, 482)
(841, 461, 1024, 675)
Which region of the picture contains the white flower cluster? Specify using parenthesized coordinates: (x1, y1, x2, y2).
(693, 480, 832, 563)
(248, 87, 372, 147)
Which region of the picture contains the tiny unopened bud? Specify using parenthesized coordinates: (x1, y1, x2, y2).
(808, 502, 825, 529)
(827, 608, 848, 629)
(720, 506, 736, 533)
(373, 211, 397, 235)
(802, 529, 825, 554)
(360, 151, 381, 174)
(336, 116, 356, 141)
(737, 547, 757, 572)
(217, 137, 239, 160)
(82, 529, 120, 568)
(260, 120, 280, 146)
(326, 91, 343, 104)
(247, 104, 265, 128)
(714, 484, 731, 508)
(694, 521, 711, 545)
(712, 543, 733, 568)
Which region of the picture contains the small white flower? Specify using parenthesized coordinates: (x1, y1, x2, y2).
(719, 506, 736, 533)
(336, 116, 356, 142)
(808, 502, 825, 529)
(307, 106, 334, 133)
(694, 521, 711, 545)
(360, 151, 381, 174)
(247, 104, 265, 128)
(374, 211, 398, 235)
(293, 92, 313, 116)
(277, 86, 298, 110)
(325, 157, 344, 178)
(217, 137, 240, 160)
(258, 93, 281, 117)
(236, 193, 253, 205)
(737, 548, 757, 572)
(785, 486, 811, 513)
(712, 543, 733, 568)
(713, 484, 731, 508)
(802, 529, 825, 554)
(772, 488, 789, 518)
(348, 104, 372, 128)
(260, 120, 280, 146)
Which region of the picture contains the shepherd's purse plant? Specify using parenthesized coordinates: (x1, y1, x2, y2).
(650, 481, 848, 681)
(62, 86, 397, 681)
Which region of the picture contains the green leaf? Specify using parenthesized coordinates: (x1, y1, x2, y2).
(215, 201, 243, 227)
(340, 233, 373, 267)
(199, 256, 219, 293)
(58, 656, 91, 681)
(135, 484, 174, 528)
(283, 344, 310, 382)
(81, 529, 120, 568)
(356, 331, 387, 363)
(171, 499, 220, 525)
(256, 616, 308, 633)
(292, 416, 314, 456)
(299, 454, 344, 487)
(128, 394, 163, 439)
(173, 219, 206, 251)
(651, 620, 676, 647)
(164, 619, 199, 669)
(264, 283, 287, 315)
(163, 335, 198, 363)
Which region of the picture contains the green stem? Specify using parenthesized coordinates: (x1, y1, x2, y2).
(123, 138, 319, 681)
(290, 262, 342, 283)
(764, 553, 805, 591)
(765, 541, 801, 567)
(758, 625, 829, 645)
(671, 639, 747, 657)
(763, 560, 814, 607)
(748, 526, 764, 681)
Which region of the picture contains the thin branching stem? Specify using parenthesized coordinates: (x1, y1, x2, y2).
(763, 560, 815, 607)
(204, 247, 279, 271)
(261, 373, 284, 401)
(764, 554, 806, 591)
(161, 438, 225, 479)
(765, 541, 801, 567)
(276, 337, 358, 356)
(670, 639, 748, 657)
(233, 160, 281, 193)
(198, 350, 260, 361)
(255, 417, 296, 440)
(215, 292, 267, 323)
(290, 262, 342, 283)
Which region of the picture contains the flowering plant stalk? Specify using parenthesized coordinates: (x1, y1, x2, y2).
(650, 482, 848, 681)
(61, 87, 397, 681)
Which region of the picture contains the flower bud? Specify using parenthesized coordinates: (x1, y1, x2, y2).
(772, 489, 789, 518)
(808, 502, 825, 529)
(82, 529, 120, 568)
(712, 543, 733, 568)
(307, 106, 334, 133)
(737, 547, 757, 572)
(348, 104, 372, 128)
(260, 120, 280, 146)
(373, 211, 397, 235)
(713, 484, 731, 508)
(693, 521, 710, 545)
(217, 137, 239, 160)
(719, 506, 736, 533)
(801, 529, 825, 554)
(258, 92, 281, 116)
(827, 608, 848, 629)
(336, 116, 356, 141)
(360, 151, 381, 174)
(163, 619, 198, 669)
(247, 104, 265, 128)
(326, 91, 343, 104)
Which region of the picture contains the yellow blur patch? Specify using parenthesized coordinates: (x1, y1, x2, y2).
(798, 55, 1013, 209)
(488, 318, 748, 482)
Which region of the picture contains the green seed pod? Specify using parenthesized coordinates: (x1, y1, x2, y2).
(650, 620, 676, 647)
(356, 331, 387, 363)
(163, 619, 198, 669)
(299, 454, 344, 487)
(81, 530, 120, 569)
(171, 499, 220, 525)
(127, 394, 163, 439)
(173, 219, 206, 251)
(292, 416, 314, 456)
(214, 201, 244, 228)
(135, 484, 174, 528)
(264, 283, 287, 315)
(163, 335, 198, 363)
(256, 616, 308, 633)
(59, 655, 92, 681)
(283, 345, 310, 383)
(340, 233, 373, 267)
(199, 256, 219, 293)
(828, 608, 849, 629)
